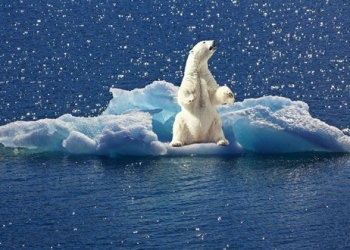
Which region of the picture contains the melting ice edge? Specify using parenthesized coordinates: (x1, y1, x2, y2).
(1, 81, 350, 156)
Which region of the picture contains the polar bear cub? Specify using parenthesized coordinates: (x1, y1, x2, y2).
(170, 40, 235, 147)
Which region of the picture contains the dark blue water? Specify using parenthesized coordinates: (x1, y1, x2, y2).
(1, 151, 350, 249)
(1, 0, 350, 249)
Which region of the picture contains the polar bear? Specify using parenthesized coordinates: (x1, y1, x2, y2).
(170, 40, 235, 147)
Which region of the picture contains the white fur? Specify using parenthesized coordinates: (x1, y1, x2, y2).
(170, 40, 235, 147)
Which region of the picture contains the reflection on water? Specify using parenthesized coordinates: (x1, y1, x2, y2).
(1, 150, 350, 248)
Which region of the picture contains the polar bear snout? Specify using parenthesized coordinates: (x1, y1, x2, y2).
(201, 40, 216, 51)
(209, 40, 216, 51)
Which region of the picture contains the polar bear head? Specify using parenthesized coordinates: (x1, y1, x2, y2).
(184, 40, 216, 75)
(191, 40, 216, 60)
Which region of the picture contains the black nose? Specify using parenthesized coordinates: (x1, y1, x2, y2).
(209, 41, 216, 51)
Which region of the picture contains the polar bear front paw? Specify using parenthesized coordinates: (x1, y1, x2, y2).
(214, 86, 235, 106)
(222, 88, 235, 105)
(170, 140, 184, 147)
(226, 91, 234, 99)
(216, 139, 229, 146)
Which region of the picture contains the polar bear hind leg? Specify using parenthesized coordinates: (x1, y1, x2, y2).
(208, 116, 229, 146)
(170, 113, 190, 147)
(170, 140, 183, 147)
(216, 139, 229, 146)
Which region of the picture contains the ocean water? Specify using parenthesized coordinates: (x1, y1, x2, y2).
(1, 0, 350, 249)
(2, 151, 350, 249)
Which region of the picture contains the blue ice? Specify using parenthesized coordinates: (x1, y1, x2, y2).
(1, 81, 350, 156)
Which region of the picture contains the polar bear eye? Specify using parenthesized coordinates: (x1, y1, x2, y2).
(203, 41, 206, 44)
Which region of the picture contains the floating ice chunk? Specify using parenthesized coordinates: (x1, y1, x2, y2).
(221, 96, 350, 153)
(104, 80, 180, 123)
(95, 112, 167, 156)
(0, 110, 167, 156)
(0, 119, 71, 151)
(63, 131, 97, 154)
(1, 81, 350, 155)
